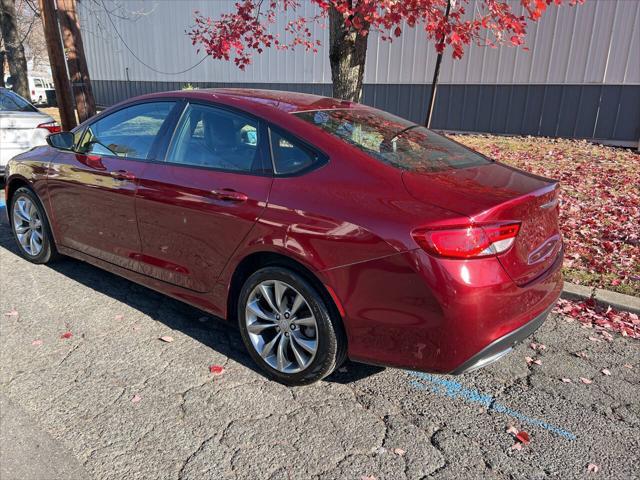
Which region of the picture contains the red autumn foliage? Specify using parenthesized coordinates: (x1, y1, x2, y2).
(554, 298, 640, 340)
(455, 136, 640, 297)
(188, 0, 583, 69)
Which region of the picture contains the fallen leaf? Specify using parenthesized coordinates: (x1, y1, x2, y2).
(31, 339, 43, 346)
(601, 368, 611, 376)
(60, 331, 73, 339)
(506, 426, 519, 435)
(587, 463, 599, 473)
(393, 448, 406, 456)
(525, 356, 534, 365)
(623, 364, 633, 369)
(580, 377, 593, 384)
(588, 336, 602, 343)
(533, 359, 542, 366)
(131, 394, 141, 403)
(159, 336, 174, 343)
(574, 351, 588, 359)
(114, 314, 124, 321)
(4, 309, 18, 317)
(361, 476, 377, 480)
(511, 442, 523, 451)
(561, 378, 572, 383)
(209, 365, 224, 375)
(515, 431, 530, 445)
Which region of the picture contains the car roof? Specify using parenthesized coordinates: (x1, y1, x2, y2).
(134, 88, 365, 114)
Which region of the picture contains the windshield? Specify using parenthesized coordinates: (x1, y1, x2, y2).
(0, 88, 37, 112)
(294, 108, 490, 172)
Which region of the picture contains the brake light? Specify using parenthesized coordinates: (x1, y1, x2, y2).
(412, 223, 521, 259)
(37, 121, 62, 133)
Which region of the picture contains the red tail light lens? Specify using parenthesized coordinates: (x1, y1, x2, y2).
(37, 121, 62, 133)
(412, 223, 520, 259)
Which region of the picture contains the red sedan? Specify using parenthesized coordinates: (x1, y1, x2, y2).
(5, 89, 563, 385)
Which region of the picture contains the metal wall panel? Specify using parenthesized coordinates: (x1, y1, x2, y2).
(79, 0, 639, 86)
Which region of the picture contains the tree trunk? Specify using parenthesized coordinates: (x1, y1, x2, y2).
(0, 0, 30, 99)
(329, 7, 368, 102)
(0, 49, 5, 87)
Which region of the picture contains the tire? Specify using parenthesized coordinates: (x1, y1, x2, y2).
(9, 187, 59, 264)
(237, 266, 346, 386)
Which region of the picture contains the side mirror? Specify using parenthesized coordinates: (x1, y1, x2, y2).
(46, 131, 74, 150)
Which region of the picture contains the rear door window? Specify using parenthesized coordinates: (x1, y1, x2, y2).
(166, 103, 266, 173)
(0, 89, 37, 112)
(78, 101, 175, 159)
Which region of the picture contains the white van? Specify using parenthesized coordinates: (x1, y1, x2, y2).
(3, 75, 53, 105)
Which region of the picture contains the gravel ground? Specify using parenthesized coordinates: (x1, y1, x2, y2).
(1, 208, 639, 480)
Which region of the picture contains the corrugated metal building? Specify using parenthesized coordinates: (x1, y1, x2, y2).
(78, 0, 639, 146)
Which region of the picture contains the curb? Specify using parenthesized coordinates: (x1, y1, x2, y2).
(561, 282, 640, 315)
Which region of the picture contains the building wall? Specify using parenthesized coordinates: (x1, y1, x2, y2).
(79, 0, 640, 144)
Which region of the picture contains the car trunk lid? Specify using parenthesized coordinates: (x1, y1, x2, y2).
(403, 162, 562, 285)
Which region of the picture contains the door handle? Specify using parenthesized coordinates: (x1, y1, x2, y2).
(210, 189, 248, 202)
(110, 170, 136, 181)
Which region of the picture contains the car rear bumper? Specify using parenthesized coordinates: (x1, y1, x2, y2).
(448, 301, 553, 374)
(323, 245, 563, 374)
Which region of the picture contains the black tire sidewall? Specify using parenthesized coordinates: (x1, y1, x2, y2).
(10, 187, 55, 264)
(237, 267, 340, 386)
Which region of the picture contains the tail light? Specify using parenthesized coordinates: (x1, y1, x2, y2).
(37, 121, 62, 133)
(412, 223, 521, 259)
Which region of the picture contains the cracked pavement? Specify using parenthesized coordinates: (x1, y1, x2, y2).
(1, 213, 639, 479)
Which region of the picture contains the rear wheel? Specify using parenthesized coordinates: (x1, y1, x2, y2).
(238, 267, 345, 385)
(10, 187, 59, 264)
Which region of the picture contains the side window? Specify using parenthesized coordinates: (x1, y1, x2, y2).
(34, 78, 43, 88)
(77, 102, 175, 160)
(166, 103, 264, 173)
(270, 130, 317, 175)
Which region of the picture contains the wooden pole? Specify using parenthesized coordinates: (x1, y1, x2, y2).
(39, 0, 76, 130)
(424, 0, 452, 129)
(57, 0, 96, 122)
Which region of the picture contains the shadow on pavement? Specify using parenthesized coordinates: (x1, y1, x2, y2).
(0, 202, 382, 384)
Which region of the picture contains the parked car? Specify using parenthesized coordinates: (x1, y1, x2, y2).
(3, 76, 54, 105)
(0, 87, 60, 177)
(4, 89, 563, 385)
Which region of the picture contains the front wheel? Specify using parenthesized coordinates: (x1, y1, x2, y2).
(238, 267, 346, 386)
(10, 187, 59, 264)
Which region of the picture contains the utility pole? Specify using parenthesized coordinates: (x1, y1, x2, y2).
(424, 0, 453, 129)
(57, 0, 96, 122)
(39, 0, 76, 130)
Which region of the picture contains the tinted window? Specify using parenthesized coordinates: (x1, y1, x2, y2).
(270, 130, 316, 175)
(34, 79, 43, 88)
(166, 103, 263, 172)
(78, 102, 175, 159)
(0, 89, 37, 112)
(294, 109, 490, 172)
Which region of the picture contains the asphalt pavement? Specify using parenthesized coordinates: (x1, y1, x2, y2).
(1, 204, 639, 479)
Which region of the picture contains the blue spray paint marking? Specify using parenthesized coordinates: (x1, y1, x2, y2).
(408, 371, 576, 441)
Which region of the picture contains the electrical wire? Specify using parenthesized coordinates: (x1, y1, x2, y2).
(100, 0, 207, 76)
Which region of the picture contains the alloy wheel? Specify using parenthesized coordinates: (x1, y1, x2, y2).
(12, 197, 44, 256)
(245, 279, 318, 374)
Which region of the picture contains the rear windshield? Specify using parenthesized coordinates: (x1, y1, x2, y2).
(0, 89, 37, 112)
(294, 108, 490, 172)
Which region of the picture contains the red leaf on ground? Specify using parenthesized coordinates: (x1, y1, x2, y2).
(114, 314, 124, 321)
(587, 463, 599, 473)
(515, 431, 530, 445)
(601, 368, 611, 376)
(623, 364, 633, 369)
(131, 394, 141, 403)
(4, 309, 18, 317)
(60, 332, 73, 339)
(580, 377, 593, 384)
(209, 365, 224, 375)
(31, 339, 43, 346)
